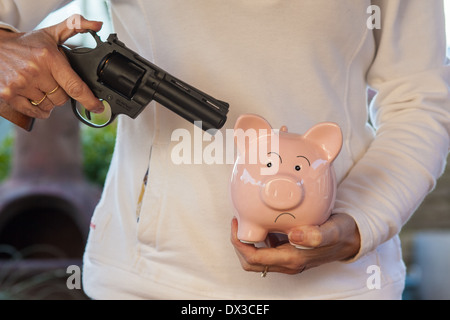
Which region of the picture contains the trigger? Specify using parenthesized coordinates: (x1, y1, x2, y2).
(88, 30, 103, 46)
(85, 110, 92, 121)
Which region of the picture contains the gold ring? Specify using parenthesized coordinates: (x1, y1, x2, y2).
(30, 95, 47, 106)
(46, 85, 59, 95)
(261, 266, 269, 278)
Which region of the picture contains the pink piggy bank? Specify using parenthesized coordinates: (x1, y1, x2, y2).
(230, 114, 342, 245)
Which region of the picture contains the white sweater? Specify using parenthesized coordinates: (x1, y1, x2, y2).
(2, 0, 449, 299)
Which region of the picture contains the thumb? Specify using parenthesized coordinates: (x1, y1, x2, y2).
(43, 14, 103, 44)
(288, 225, 324, 249)
(288, 216, 340, 248)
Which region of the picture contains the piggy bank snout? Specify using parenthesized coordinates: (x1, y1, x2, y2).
(260, 177, 303, 211)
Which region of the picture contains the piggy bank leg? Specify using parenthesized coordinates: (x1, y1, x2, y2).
(237, 222, 268, 244)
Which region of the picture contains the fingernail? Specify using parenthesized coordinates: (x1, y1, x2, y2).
(92, 103, 104, 114)
(289, 230, 304, 243)
(92, 108, 103, 114)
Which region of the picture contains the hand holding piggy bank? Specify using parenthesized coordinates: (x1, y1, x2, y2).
(230, 114, 342, 246)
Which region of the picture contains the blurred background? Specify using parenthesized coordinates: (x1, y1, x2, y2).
(0, 0, 449, 300)
(0, 0, 115, 300)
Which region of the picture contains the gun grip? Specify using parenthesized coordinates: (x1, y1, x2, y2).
(0, 101, 34, 131)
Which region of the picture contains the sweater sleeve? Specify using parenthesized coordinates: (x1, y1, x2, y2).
(0, 0, 70, 31)
(333, 0, 450, 261)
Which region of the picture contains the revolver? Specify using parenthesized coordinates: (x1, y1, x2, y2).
(0, 31, 229, 132)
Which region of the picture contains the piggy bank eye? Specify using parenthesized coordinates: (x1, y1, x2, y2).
(294, 165, 301, 171)
(267, 162, 272, 168)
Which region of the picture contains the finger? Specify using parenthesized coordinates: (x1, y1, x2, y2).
(26, 87, 47, 104)
(230, 218, 248, 250)
(230, 218, 263, 270)
(43, 14, 103, 44)
(25, 88, 55, 112)
(26, 83, 63, 112)
(261, 263, 307, 276)
(288, 215, 341, 249)
(231, 217, 285, 266)
(260, 264, 303, 276)
(288, 225, 322, 248)
(41, 16, 104, 112)
(46, 89, 69, 107)
(10, 96, 51, 119)
(231, 219, 304, 270)
(48, 52, 104, 112)
(42, 83, 70, 107)
(33, 96, 54, 112)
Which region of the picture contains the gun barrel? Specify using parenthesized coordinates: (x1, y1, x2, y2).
(153, 77, 228, 131)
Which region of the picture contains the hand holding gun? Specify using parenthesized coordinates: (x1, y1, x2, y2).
(0, 15, 105, 131)
(0, 16, 229, 132)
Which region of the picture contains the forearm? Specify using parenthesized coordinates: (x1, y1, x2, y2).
(335, 107, 449, 260)
(334, 0, 450, 260)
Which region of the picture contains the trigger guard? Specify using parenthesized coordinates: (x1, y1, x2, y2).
(71, 98, 96, 128)
(71, 98, 116, 129)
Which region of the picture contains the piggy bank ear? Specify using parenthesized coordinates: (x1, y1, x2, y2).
(234, 114, 274, 154)
(303, 122, 343, 162)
